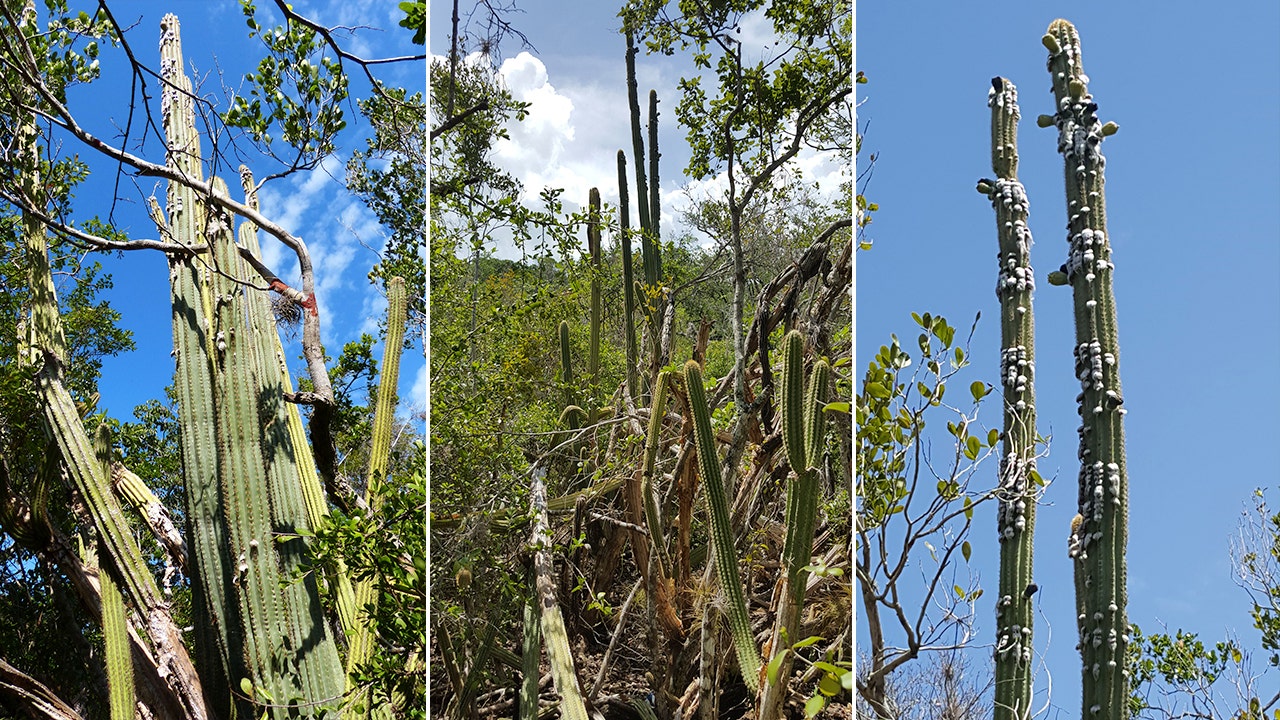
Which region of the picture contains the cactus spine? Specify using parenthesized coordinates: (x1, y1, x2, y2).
(684, 360, 762, 692)
(1044, 20, 1129, 719)
(760, 331, 829, 717)
(979, 76, 1040, 720)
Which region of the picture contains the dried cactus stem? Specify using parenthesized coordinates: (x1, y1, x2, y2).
(1044, 19, 1129, 720)
(980, 76, 1040, 720)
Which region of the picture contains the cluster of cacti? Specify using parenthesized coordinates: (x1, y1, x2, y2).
(156, 14, 345, 718)
(625, 31, 665, 379)
(978, 76, 1041, 720)
(759, 330, 830, 718)
(1042, 19, 1130, 719)
(512, 22, 848, 717)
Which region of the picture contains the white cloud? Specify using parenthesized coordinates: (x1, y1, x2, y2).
(493, 52, 576, 200)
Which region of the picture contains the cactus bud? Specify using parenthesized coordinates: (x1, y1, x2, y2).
(1100, 121, 1119, 137)
(1037, 114, 1056, 128)
(1042, 34, 1061, 54)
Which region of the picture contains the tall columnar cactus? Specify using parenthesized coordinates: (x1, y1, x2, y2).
(345, 275, 408, 719)
(560, 320, 576, 412)
(1042, 20, 1129, 719)
(684, 360, 762, 693)
(760, 330, 830, 718)
(624, 32, 665, 382)
(978, 76, 1040, 720)
(587, 188, 603, 423)
(158, 14, 344, 718)
(618, 150, 641, 401)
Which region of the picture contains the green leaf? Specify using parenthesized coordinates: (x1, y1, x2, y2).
(962, 541, 971, 562)
(963, 496, 973, 520)
(988, 428, 1000, 446)
(964, 435, 980, 460)
(792, 636, 823, 649)
(818, 672, 841, 696)
(766, 648, 788, 684)
(970, 380, 987, 402)
(954, 584, 965, 599)
(823, 401, 851, 414)
(805, 695, 826, 717)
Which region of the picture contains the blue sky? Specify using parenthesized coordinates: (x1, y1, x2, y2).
(46, 2, 425, 430)
(856, 2, 1280, 714)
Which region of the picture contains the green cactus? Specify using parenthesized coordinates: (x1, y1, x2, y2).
(978, 76, 1041, 720)
(92, 423, 136, 720)
(760, 331, 829, 717)
(560, 319, 576, 411)
(1044, 19, 1130, 719)
(344, 276, 407, 719)
(642, 370, 674, 579)
(158, 14, 344, 717)
(618, 150, 641, 401)
(588, 188, 603, 423)
(233, 168, 359, 640)
(684, 360, 762, 693)
(102, 564, 135, 720)
(625, 32, 665, 383)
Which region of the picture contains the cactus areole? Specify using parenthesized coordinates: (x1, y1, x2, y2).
(1044, 19, 1130, 719)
